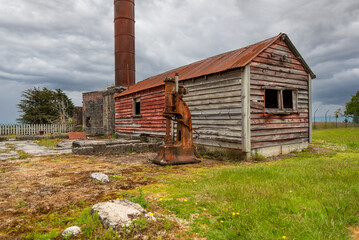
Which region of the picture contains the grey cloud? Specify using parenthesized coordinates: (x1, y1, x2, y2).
(0, 0, 358, 122)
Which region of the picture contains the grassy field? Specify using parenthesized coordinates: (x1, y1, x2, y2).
(142, 128, 359, 239)
(2, 128, 358, 239)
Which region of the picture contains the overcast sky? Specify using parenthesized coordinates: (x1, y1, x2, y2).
(0, 0, 358, 123)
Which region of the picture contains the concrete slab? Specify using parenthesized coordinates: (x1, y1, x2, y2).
(0, 140, 74, 161)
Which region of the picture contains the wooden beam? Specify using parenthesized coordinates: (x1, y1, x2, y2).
(308, 74, 313, 143)
(241, 64, 251, 157)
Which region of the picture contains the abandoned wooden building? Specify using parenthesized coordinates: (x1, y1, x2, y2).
(114, 33, 316, 157)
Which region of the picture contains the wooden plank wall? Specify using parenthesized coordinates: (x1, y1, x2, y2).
(250, 38, 310, 149)
(182, 69, 242, 149)
(115, 86, 166, 137)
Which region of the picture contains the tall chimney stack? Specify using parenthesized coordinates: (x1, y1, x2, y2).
(114, 0, 135, 87)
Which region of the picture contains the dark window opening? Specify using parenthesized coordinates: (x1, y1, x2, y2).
(134, 98, 141, 116)
(283, 90, 293, 109)
(178, 130, 182, 142)
(135, 101, 141, 115)
(86, 117, 91, 127)
(265, 89, 279, 108)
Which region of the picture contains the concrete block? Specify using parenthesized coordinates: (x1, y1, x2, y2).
(93, 143, 107, 153)
(73, 146, 94, 155)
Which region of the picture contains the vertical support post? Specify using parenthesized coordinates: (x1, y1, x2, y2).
(308, 74, 313, 143)
(175, 73, 179, 93)
(171, 120, 175, 142)
(241, 64, 251, 158)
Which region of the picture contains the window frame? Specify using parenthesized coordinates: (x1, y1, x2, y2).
(133, 97, 141, 117)
(264, 87, 298, 114)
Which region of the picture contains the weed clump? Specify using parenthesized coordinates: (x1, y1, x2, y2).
(35, 138, 62, 149)
(252, 151, 266, 161)
(129, 188, 150, 210)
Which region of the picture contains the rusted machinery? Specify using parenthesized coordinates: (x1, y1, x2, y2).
(153, 74, 200, 165)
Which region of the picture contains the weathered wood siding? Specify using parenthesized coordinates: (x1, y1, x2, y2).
(115, 86, 166, 137)
(250, 38, 310, 149)
(182, 69, 242, 149)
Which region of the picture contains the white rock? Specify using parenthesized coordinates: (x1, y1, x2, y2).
(62, 226, 82, 237)
(91, 173, 109, 182)
(91, 199, 154, 230)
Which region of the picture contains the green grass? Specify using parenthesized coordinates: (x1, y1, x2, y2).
(143, 128, 359, 239)
(313, 128, 359, 151)
(5, 134, 20, 138)
(15, 200, 27, 208)
(17, 151, 31, 159)
(36, 138, 62, 149)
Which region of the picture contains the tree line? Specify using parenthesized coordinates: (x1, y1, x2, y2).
(17, 88, 74, 124)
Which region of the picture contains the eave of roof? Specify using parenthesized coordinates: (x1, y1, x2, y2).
(115, 33, 315, 98)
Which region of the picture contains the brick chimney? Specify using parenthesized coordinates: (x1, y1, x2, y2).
(114, 0, 135, 88)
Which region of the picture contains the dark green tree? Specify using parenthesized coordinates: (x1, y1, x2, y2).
(17, 88, 74, 124)
(344, 90, 359, 123)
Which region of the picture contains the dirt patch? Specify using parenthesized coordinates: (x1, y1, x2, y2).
(351, 226, 359, 240)
(0, 152, 227, 238)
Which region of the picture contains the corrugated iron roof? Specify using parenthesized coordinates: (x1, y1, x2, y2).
(115, 33, 314, 98)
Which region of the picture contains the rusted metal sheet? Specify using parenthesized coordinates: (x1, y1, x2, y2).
(153, 75, 200, 165)
(115, 34, 281, 98)
(115, 33, 315, 99)
(114, 0, 135, 87)
(250, 38, 310, 149)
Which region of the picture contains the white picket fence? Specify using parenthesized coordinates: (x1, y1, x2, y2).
(0, 124, 74, 136)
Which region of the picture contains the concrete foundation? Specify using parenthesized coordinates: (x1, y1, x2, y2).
(194, 144, 247, 161)
(251, 142, 309, 157)
(72, 139, 160, 155)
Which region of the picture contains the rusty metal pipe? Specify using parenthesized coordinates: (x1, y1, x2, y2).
(114, 0, 135, 87)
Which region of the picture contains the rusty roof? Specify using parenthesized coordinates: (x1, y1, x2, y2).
(115, 33, 315, 98)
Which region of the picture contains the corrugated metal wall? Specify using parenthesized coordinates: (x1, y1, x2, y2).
(182, 69, 243, 149)
(250, 38, 310, 149)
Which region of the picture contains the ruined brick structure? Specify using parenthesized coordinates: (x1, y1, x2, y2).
(73, 107, 83, 128)
(82, 87, 125, 136)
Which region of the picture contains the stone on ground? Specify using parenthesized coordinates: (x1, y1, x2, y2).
(91, 173, 110, 182)
(62, 226, 82, 237)
(91, 199, 154, 229)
